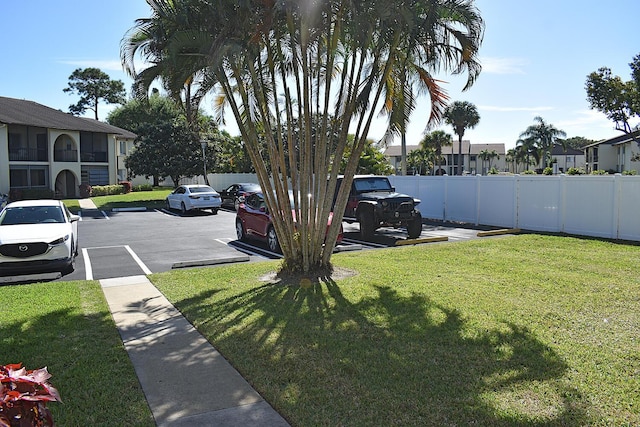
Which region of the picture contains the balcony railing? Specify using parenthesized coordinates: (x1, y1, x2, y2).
(80, 151, 107, 162)
(54, 149, 78, 162)
(9, 148, 49, 162)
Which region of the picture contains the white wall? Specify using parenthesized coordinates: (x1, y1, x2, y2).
(389, 174, 640, 242)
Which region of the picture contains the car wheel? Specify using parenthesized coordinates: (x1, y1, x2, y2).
(234, 197, 240, 211)
(62, 246, 75, 275)
(236, 219, 246, 241)
(359, 210, 375, 238)
(211, 208, 219, 215)
(267, 227, 281, 253)
(407, 212, 423, 239)
(165, 199, 171, 210)
(180, 202, 187, 215)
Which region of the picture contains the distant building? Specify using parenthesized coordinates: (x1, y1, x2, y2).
(583, 130, 640, 173)
(384, 141, 506, 175)
(0, 96, 136, 198)
(550, 143, 585, 173)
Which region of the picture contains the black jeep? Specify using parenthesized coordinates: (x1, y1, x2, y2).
(335, 175, 422, 239)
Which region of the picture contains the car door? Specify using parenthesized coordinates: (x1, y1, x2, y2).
(168, 187, 185, 209)
(243, 194, 271, 238)
(222, 184, 238, 206)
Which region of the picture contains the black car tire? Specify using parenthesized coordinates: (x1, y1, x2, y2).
(165, 199, 171, 210)
(211, 208, 219, 215)
(267, 227, 281, 253)
(359, 210, 376, 238)
(62, 247, 75, 275)
(234, 197, 240, 211)
(407, 212, 423, 239)
(236, 219, 246, 241)
(180, 202, 187, 215)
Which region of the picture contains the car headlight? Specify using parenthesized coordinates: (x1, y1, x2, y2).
(381, 201, 388, 207)
(49, 234, 70, 245)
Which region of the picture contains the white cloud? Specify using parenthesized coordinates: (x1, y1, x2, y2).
(58, 59, 125, 72)
(480, 56, 528, 74)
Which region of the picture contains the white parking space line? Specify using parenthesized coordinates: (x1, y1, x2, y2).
(100, 210, 110, 219)
(82, 248, 93, 280)
(215, 238, 234, 244)
(125, 245, 152, 275)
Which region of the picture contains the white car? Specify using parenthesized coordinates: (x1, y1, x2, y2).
(0, 199, 80, 276)
(165, 185, 222, 215)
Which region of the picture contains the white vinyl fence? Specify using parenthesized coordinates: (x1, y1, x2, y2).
(388, 174, 640, 242)
(185, 173, 640, 242)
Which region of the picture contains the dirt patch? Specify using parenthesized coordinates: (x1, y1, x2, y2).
(259, 266, 358, 285)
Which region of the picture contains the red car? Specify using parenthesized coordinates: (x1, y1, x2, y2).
(235, 191, 343, 253)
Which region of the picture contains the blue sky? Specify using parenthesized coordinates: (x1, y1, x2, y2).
(2, 0, 639, 149)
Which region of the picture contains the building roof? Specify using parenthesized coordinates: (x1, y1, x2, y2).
(384, 141, 506, 156)
(0, 96, 136, 139)
(583, 130, 640, 148)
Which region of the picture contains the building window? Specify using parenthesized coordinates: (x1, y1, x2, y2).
(81, 166, 109, 185)
(119, 141, 127, 155)
(9, 166, 49, 188)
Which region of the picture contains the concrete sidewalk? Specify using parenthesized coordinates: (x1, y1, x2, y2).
(100, 275, 290, 427)
(78, 198, 98, 210)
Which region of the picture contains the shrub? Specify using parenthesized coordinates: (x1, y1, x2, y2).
(0, 364, 61, 427)
(9, 188, 56, 200)
(622, 170, 638, 175)
(132, 184, 154, 192)
(566, 167, 584, 175)
(91, 185, 126, 196)
(119, 181, 132, 193)
(521, 170, 536, 175)
(488, 167, 499, 175)
(591, 169, 608, 175)
(79, 184, 92, 198)
(543, 167, 553, 175)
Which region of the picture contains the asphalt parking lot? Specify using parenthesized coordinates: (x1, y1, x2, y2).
(0, 207, 510, 284)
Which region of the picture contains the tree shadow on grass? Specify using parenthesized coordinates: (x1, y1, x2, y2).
(0, 307, 155, 426)
(172, 276, 593, 426)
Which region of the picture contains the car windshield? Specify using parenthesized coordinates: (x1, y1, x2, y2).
(353, 178, 392, 192)
(190, 186, 216, 194)
(0, 206, 65, 225)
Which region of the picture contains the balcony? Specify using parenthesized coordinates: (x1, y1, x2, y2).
(9, 148, 48, 162)
(80, 151, 107, 162)
(54, 149, 78, 162)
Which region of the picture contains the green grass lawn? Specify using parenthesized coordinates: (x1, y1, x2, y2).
(89, 187, 173, 211)
(2, 234, 638, 426)
(0, 280, 154, 426)
(149, 235, 640, 426)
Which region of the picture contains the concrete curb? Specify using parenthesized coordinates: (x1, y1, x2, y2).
(111, 207, 147, 212)
(395, 236, 449, 246)
(476, 228, 521, 237)
(172, 255, 250, 269)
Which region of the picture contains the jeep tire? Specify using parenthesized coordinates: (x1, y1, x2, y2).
(407, 212, 423, 239)
(359, 210, 376, 238)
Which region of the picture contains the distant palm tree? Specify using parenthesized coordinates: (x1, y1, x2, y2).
(420, 130, 452, 175)
(444, 101, 480, 175)
(478, 149, 491, 174)
(505, 148, 517, 173)
(516, 137, 540, 171)
(519, 117, 566, 169)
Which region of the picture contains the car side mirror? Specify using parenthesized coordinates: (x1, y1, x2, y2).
(70, 214, 80, 222)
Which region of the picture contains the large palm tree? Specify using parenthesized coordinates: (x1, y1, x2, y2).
(519, 116, 566, 170)
(121, 0, 484, 276)
(444, 101, 480, 175)
(420, 130, 452, 175)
